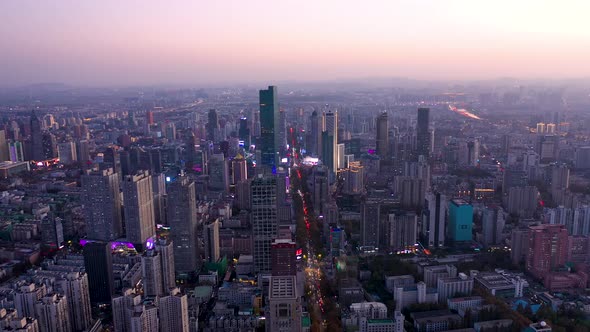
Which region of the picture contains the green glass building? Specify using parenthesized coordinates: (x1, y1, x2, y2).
(448, 198, 473, 242)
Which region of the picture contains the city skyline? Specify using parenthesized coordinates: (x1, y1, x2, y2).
(1, 0, 590, 87)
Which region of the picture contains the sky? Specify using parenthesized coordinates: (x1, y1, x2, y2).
(1, 0, 589, 87)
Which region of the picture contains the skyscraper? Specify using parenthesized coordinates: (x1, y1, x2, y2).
(323, 110, 338, 173)
(238, 117, 251, 147)
(422, 191, 447, 248)
(167, 175, 199, 273)
(206, 109, 219, 142)
(208, 153, 229, 192)
(448, 199, 473, 242)
(156, 239, 176, 291)
(389, 212, 417, 251)
(83, 242, 114, 303)
(416, 108, 431, 158)
(259, 86, 279, 169)
(309, 110, 322, 157)
(360, 200, 381, 248)
(376, 112, 389, 158)
(251, 175, 279, 273)
(482, 206, 506, 247)
(81, 168, 123, 241)
(122, 171, 156, 247)
(232, 153, 248, 184)
(0, 130, 8, 161)
(29, 110, 45, 161)
(35, 294, 71, 332)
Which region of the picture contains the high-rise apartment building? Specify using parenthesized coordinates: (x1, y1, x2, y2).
(167, 175, 199, 273)
(159, 288, 189, 332)
(81, 168, 123, 241)
(422, 192, 447, 248)
(142, 249, 164, 297)
(360, 200, 381, 248)
(122, 171, 156, 247)
(58, 272, 92, 331)
(35, 294, 71, 332)
(526, 224, 569, 280)
(204, 219, 220, 263)
(389, 212, 417, 251)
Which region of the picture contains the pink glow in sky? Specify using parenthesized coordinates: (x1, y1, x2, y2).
(1, 0, 589, 86)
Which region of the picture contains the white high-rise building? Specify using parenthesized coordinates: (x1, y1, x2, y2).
(142, 250, 164, 297)
(204, 219, 220, 263)
(122, 171, 155, 246)
(15, 283, 46, 319)
(34, 294, 71, 332)
(156, 239, 176, 291)
(58, 272, 92, 331)
(159, 288, 189, 332)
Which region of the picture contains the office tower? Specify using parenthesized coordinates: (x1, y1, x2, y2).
(267, 276, 302, 332)
(146, 110, 154, 125)
(57, 141, 77, 164)
(206, 109, 219, 141)
(83, 242, 114, 303)
(152, 173, 166, 225)
(238, 117, 251, 147)
(58, 272, 92, 332)
(167, 175, 199, 273)
(323, 110, 338, 173)
(482, 207, 505, 247)
(416, 108, 431, 158)
(35, 294, 71, 332)
(208, 153, 229, 192)
(376, 112, 389, 158)
(204, 219, 220, 263)
(8, 141, 25, 162)
(81, 168, 123, 241)
(360, 200, 381, 248)
(29, 110, 45, 161)
(259, 86, 279, 169)
(122, 171, 156, 247)
(142, 249, 164, 297)
(422, 192, 447, 248)
(165, 122, 176, 141)
(389, 212, 417, 251)
(551, 163, 570, 204)
(271, 239, 296, 276)
(76, 139, 90, 162)
(526, 224, 569, 279)
(448, 199, 473, 242)
(251, 175, 279, 273)
(232, 153, 248, 184)
(0, 130, 8, 161)
(343, 161, 364, 194)
(309, 110, 323, 157)
(159, 288, 189, 332)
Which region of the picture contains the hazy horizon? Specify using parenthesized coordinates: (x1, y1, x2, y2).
(2, 0, 589, 87)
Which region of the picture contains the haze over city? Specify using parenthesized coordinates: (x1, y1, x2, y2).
(2, 0, 590, 86)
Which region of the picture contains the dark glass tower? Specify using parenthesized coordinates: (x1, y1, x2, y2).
(309, 110, 322, 157)
(206, 109, 219, 142)
(416, 108, 431, 158)
(83, 242, 114, 303)
(30, 110, 44, 161)
(259, 86, 279, 169)
(239, 117, 250, 147)
(376, 112, 389, 158)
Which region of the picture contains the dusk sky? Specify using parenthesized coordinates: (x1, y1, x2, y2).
(1, 0, 589, 86)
